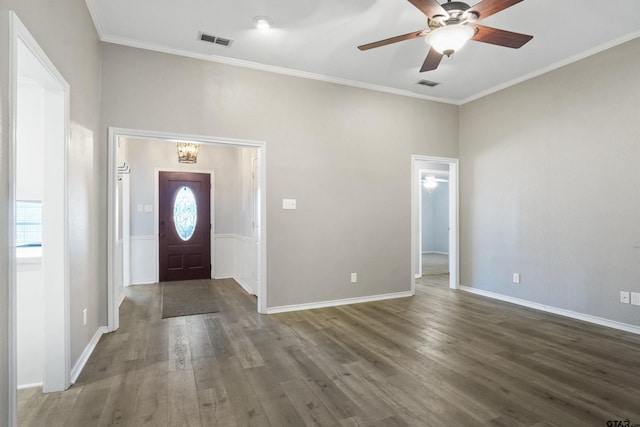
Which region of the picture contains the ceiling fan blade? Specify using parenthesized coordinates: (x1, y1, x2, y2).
(468, 0, 524, 20)
(420, 48, 443, 72)
(358, 30, 426, 51)
(471, 25, 533, 48)
(407, 0, 448, 19)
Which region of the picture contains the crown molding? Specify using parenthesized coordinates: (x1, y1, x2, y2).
(460, 30, 640, 105)
(99, 33, 461, 106)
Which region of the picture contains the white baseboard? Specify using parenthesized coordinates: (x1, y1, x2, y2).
(17, 382, 43, 391)
(423, 251, 449, 255)
(415, 273, 422, 279)
(213, 275, 255, 296)
(129, 280, 157, 286)
(119, 294, 125, 307)
(233, 277, 256, 296)
(70, 326, 108, 384)
(266, 290, 414, 314)
(459, 286, 640, 335)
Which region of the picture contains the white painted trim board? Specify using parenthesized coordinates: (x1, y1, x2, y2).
(459, 286, 640, 336)
(70, 326, 108, 384)
(266, 291, 414, 315)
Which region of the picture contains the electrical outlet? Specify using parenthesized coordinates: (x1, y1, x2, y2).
(351, 273, 357, 283)
(512, 273, 520, 284)
(631, 292, 640, 306)
(83, 308, 88, 326)
(620, 291, 630, 304)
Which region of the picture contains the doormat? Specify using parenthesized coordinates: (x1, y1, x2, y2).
(161, 280, 219, 319)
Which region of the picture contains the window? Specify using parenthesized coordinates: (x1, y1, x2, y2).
(173, 187, 197, 241)
(16, 200, 42, 247)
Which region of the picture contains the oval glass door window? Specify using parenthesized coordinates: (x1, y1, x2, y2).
(174, 186, 197, 241)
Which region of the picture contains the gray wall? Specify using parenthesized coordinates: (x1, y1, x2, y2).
(125, 138, 255, 237)
(100, 43, 460, 307)
(422, 182, 449, 253)
(459, 37, 640, 326)
(0, 1, 103, 425)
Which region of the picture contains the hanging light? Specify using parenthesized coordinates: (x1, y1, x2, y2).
(176, 142, 199, 164)
(426, 24, 475, 57)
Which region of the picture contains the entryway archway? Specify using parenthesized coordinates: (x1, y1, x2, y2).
(107, 128, 267, 332)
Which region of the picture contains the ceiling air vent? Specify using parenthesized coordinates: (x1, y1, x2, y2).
(417, 79, 440, 87)
(199, 32, 233, 47)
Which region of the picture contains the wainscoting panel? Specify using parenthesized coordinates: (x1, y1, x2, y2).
(130, 235, 156, 285)
(17, 255, 44, 388)
(234, 235, 257, 295)
(130, 234, 256, 295)
(214, 234, 235, 279)
(214, 234, 257, 295)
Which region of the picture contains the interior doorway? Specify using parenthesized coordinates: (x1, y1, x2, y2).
(411, 155, 459, 292)
(107, 128, 267, 332)
(9, 11, 72, 425)
(420, 168, 450, 276)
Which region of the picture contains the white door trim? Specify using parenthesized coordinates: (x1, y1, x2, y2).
(8, 10, 72, 423)
(411, 155, 459, 293)
(107, 127, 267, 331)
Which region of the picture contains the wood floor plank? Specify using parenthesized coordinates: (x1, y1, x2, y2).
(131, 361, 169, 426)
(197, 387, 236, 427)
(168, 319, 193, 371)
(17, 277, 640, 427)
(97, 370, 140, 427)
(279, 378, 341, 427)
(167, 369, 201, 427)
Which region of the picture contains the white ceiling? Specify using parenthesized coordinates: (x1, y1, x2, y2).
(86, 0, 640, 104)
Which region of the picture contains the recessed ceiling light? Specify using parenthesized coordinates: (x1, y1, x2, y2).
(253, 16, 273, 30)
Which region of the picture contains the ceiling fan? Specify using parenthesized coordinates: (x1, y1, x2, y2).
(358, 0, 533, 72)
(422, 175, 448, 191)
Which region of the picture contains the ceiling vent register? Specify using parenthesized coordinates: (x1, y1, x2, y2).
(417, 79, 440, 87)
(199, 32, 233, 47)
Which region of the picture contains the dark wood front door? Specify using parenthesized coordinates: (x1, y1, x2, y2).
(159, 171, 211, 282)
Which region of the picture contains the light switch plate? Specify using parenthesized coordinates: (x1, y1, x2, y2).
(282, 199, 296, 210)
(631, 292, 640, 306)
(512, 273, 520, 284)
(620, 291, 630, 304)
(144, 204, 153, 212)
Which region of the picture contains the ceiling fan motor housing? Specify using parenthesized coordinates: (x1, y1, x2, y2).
(430, 1, 475, 29)
(442, 1, 470, 18)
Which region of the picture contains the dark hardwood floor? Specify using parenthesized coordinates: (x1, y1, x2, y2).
(18, 276, 640, 426)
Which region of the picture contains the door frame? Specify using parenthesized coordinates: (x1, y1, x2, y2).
(8, 11, 72, 423)
(411, 155, 459, 292)
(107, 127, 267, 331)
(155, 169, 215, 282)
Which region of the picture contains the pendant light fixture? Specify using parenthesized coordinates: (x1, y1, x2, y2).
(176, 142, 199, 164)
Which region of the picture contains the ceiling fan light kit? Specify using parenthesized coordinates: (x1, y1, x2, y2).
(426, 24, 475, 56)
(358, 0, 532, 73)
